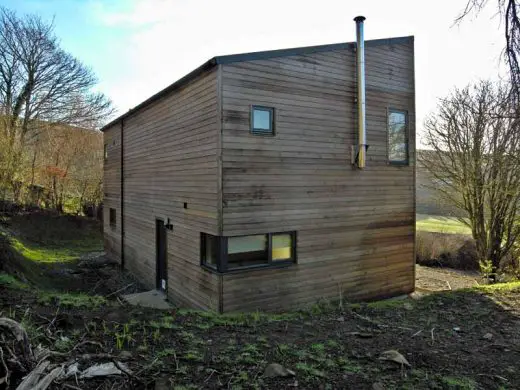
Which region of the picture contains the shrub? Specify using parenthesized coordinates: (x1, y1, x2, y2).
(416, 231, 478, 270)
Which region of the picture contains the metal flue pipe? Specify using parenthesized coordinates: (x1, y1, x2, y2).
(354, 16, 367, 168)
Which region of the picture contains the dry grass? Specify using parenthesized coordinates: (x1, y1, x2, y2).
(416, 231, 478, 270)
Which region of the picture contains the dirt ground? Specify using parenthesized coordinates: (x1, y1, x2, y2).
(1, 278, 520, 389)
(415, 264, 481, 292)
(0, 212, 519, 389)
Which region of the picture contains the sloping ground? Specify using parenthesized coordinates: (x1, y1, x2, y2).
(416, 214, 471, 235)
(1, 275, 519, 389)
(0, 211, 143, 295)
(1, 211, 519, 389)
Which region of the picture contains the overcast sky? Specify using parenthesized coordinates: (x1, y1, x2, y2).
(0, 0, 507, 143)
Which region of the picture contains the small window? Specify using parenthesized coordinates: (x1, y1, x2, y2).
(109, 208, 116, 227)
(201, 232, 296, 272)
(104, 144, 108, 160)
(251, 106, 274, 135)
(272, 233, 293, 261)
(388, 109, 408, 164)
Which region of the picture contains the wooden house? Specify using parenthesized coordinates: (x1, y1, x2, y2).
(102, 17, 416, 312)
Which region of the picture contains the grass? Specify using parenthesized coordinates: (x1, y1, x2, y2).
(416, 214, 471, 235)
(38, 291, 107, 308)
(9, 236, 89, 263)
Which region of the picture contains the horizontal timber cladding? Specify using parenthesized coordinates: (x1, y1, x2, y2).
(221, 39, 415, 311)
(103, 125, 121, 262)
(121, 68, 220, 310)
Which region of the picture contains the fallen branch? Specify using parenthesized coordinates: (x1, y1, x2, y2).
(32, 365, 63, 390)
(0, 317, 34, 364)
(476, 373, 508, 382)
(71, 340, 103, 352)
(15, 360, 50, 390)
(0, 347, 9, 388)
(106, 283, 134, 298)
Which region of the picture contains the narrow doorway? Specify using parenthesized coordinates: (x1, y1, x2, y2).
(155, 219, 167, 292)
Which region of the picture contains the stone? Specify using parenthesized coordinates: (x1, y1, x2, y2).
(263, 363, 295, 378)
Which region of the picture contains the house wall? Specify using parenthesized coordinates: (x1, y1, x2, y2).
(104, 69, 221, 310)
(103, 124, 121, 261)
(220, 38, 416, 311)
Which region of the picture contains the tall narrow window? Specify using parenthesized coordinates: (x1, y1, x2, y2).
(104, 144, 108, 160)
(251, 106, 274, 135)
(388, 109, 408, 164)
(109, 208, 116, 228)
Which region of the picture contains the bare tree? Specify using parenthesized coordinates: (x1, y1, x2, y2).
(0, 7, 113, 198)
(456, 0, 520, 97)
(421, 81, 520, 270)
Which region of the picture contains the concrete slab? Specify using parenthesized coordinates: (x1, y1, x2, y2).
(122, 290, 172, 310)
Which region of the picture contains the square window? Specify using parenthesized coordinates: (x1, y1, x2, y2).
(388, 109, 408, 164)
(251, 106, 274, 135)
(109, 208, 116, 227)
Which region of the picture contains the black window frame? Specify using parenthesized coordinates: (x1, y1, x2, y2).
(387, 108, 409, 165)
(109, 208, 116, 228)
(200, 231, 296, 273)
(250, 105, 275, 136)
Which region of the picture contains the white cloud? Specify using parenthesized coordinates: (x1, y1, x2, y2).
(89, 0, 506, 145)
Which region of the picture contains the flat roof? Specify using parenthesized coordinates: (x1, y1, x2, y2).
(101, 36, 413, 131)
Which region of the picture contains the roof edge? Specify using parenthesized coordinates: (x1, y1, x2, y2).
(101, 35, 413, 131)
(214, 36, 413, 65)
(101, 58, 217, 131)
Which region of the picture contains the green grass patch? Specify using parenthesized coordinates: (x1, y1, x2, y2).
(0, 272, 28, 289)
(38, 291, 107, 308)
(473, 281, 520, 292)
(440, 376, 477, 389)
(10, 236, 82, 263)
(416, 214, 471, 235)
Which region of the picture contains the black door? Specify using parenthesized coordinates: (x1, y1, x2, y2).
(156, 219, 167, 291)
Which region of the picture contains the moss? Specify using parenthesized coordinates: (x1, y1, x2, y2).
(0, 273, 28, 289)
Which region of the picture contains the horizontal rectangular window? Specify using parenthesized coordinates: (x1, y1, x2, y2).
(388, 109, 408, 164)
(201, 232, 296, 272)
(251, 105, 274, 135)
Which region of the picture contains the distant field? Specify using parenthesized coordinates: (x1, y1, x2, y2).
(416, 214, 471, 235)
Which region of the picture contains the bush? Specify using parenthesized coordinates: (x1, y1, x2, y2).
(416, 231, 478, 270)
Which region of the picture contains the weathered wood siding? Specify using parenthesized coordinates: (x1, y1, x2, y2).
(117, 69, 220, 310)
(103, 124, 121, 261)
(220, 38, 415, 311)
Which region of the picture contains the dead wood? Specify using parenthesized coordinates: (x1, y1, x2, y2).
(0, 317, 34, 364)
(15, 360, 50, 390)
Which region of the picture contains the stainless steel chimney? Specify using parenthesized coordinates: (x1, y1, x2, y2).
(354, 16, 366, 168)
